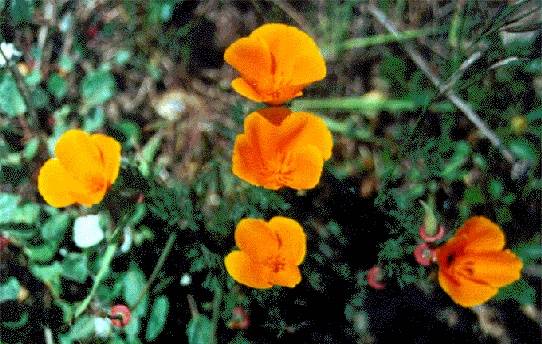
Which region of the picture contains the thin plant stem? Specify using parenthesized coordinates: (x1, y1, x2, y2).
(131, 232, 177, 311)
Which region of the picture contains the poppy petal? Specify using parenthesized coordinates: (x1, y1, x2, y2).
(279, 112, 333, 160)
(91, 133, 122, 185)
(232, 133, 269, 188)
(270, 264, 302, 288)
(456, 250, 523, 287)
(457, 216, 505, 252)
(37, 159, 78, 208)
(250, 24, 325, 87)
(268, 216, 306, 265)
(438, 269, 498, 307)
(235, 219, 279, 263)
(291, 52, 327, 86)
(231, 78, 266, 103)
(225, 251, 273, 289)
(224, 37, 272, 89)
(55, 129, 104, 187)
(282, 145, 324, 190)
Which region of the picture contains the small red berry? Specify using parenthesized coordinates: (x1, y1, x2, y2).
(110, 305, 131, 327)
(419, 225, 445, 243)
(414, 242, 434, 266)
(367, 266, 385, 290)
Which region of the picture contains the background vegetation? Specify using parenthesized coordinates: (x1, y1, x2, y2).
(0, 0, 540, 343)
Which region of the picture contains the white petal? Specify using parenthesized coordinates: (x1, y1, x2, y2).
(73, 214, 104, 248)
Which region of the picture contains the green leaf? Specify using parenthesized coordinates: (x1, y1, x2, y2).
(145, 296, 169, 341)
(0, 74, 26, 117)
(61, 253, 88, 283)
(47, 73, 68, 100)
(66, 315, 95, 341)
(30, 262, 63, 298)
(0, 277, 21, 302)
(495, 279, 536, 305)
(82, 107, 105, 132)
(10, 0, 34, 25)
(23, 137, 40, 160)
(0, 193, 20, 224)
(24, 242, 57, 263)
(80, 69, 116, 106)
(123, 263, 147, 309)
(40, 212, 70, 241)
(24, 69, 42, 86)
(11, 202, 41, 225)
(509, 139, 538, 164)
(186, 314, 213, 344)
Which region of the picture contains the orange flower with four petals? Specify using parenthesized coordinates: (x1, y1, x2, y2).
(224, 216, 306, 288)
(232, 107, 332, 190)
(38, 129, 121, 208)
(435, 216, 523, 307)
(224, 23, 326, 105)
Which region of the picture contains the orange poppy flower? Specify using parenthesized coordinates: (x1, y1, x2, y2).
(435, 216, 523, 307)
(224, 23, 326, 105)
(232, 107, 332, 190)
(38, 129, 121, 208)
(224, 216, 306, 289)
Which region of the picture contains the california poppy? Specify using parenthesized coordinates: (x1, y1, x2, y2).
(224, 23, 326, 105)
(224, 216, 306, 289)
(38, 129, 121, 208)
(435, 216, 523, 307)
(232, 107, 332, 190)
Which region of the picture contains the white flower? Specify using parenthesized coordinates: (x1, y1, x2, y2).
(0, 42, 22, 66)
(73, 214, 104, 248)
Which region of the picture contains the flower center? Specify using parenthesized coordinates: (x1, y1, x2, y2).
(267, 255, 286, 273)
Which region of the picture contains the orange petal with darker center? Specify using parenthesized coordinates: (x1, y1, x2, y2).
(249, 23, 326, 86)
(55, 129, 104, 188)
(438, 268, 498, 307)
(454, 250, 522, 288)
(235, 219, 279, 263)
(270, 264, 302, 288)
(268, 216, 306, 265)
(91, 133, 122, 185)
(278, 145, 324, 190)
(224, 251, 273, 289)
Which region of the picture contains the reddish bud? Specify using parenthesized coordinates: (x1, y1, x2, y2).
(110, 305, 131, 327)
(414, 242, 434, 266)
(367, 266, 385, 290)
(0, 237, 10, 251)
(228, 306, 249, 330)
(419, 225, 445, 243)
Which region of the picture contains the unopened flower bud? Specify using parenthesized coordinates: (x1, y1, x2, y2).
(110, 305, 131, 327)
(367, 266, 385, 290)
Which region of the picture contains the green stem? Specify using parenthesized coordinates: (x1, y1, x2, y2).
(131, 232, 177, 310)
(74, 244, 117, 318)
(342, 28, 434, 50)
